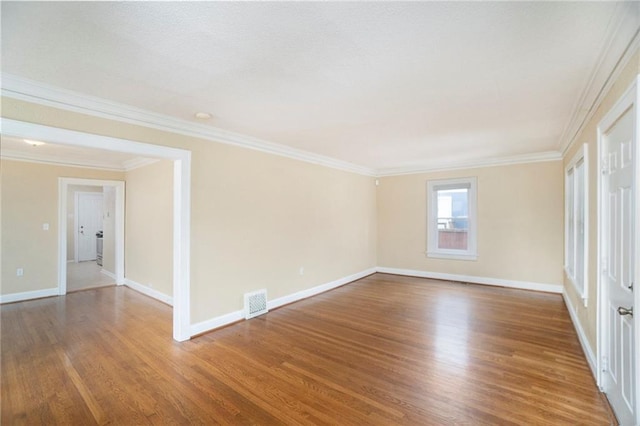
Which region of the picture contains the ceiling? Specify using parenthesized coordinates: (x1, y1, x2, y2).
(1, 136, 155, 171)
(1, 2, 639, 173)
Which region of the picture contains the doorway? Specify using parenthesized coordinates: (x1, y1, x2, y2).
(65, 184, 120, 292)
(2, 118, 192, 342)
(60, 179, 125, 294)
(597, 76, 639, 425)
(76, 192, 103, 262)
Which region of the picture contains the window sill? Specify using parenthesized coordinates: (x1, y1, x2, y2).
(426, 252, 478, 261)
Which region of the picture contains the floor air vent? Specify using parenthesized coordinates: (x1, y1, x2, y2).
(244, 289, 268, 319)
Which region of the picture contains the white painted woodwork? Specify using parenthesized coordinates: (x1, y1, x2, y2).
(0, 135, 157, 171)
(601, 103, 636, 426)
(1, 117, 192, 343)
(565, 144, 589, 305)
(2, 2, 639, 173)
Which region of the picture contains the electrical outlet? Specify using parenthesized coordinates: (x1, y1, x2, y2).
(42, 223, 49, 231)
(16, 268, 24, 277)
(299, 266, 304, 276)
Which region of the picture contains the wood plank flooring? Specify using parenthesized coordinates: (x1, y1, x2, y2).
(66, 260, 115, 292)
(1, 273, 615, 425)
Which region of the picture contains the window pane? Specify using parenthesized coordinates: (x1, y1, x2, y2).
(437, 188, 468, 250)
(575, 161, 584, 292)
(567, 169, 574, 277)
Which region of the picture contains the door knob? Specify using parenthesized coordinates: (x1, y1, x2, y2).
(617, 306, 633, 317)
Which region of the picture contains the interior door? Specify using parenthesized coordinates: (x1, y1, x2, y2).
(602, 106, 635, 425)
(77, 192, 104, 262)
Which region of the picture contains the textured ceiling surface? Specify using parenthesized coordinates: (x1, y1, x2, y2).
(1, 2, 637, 170)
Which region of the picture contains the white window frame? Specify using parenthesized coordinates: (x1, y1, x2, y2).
(565, 143, 589, 306)
(426, 177, 477, 261)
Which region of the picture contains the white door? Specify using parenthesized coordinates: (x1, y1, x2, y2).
(602, 106, 635, 425)
(77, 193, 104, 262)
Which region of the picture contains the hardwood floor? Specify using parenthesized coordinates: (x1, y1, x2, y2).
(66, 260, 115, 292)
(1, 273, 615, 425)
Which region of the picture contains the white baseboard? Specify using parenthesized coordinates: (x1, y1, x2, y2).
(101, 269, 117, 280)
(268, 267, 377, 310)
(562, 289, 597, 380)
(0, 287, 59, 304)
(190, 310, 244, 337)
(376, 267, 563, 293)
(189, 267, 377, 338)
(124, 278, 173, 306)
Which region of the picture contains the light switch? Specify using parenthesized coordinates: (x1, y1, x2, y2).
(42, 223, 49, 231)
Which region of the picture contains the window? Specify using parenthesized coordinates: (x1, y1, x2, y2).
(427, 177, 477, 260)
(565, 144, 588, 305)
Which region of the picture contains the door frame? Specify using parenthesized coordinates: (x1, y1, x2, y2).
(596, 75, 639, 424)
(64, 182, 123, 285)
(1, 118, 192, 343)
(73, 190, 106, 263)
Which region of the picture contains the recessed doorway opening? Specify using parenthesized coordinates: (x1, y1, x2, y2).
(2, 118, 192, 342)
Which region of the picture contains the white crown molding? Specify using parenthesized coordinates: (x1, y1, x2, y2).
(1, 74, 567, 178)
(0, 149, 125, 171)
(376, 150, 562, 177)
(0, 147, 158, 172)
(558, 2, 640, 156)
(1, 73, 377, 177)
(122, 157, 160, 171)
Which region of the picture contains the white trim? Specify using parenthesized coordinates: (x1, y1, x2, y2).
(635, 75, 640, 426)
(426, 176, 478, 261)
(564, 143, 589, 307)
(0, 149, 160, 172)
(0, 149, 126, 172)
(425, 252, 478, 261)
(59, 178, 125, 297)
(101, 269, 116, 280)
(1, 74, 375, 177)
(0, 288, 59, 304)
(377, 151, 562, 177)
(562, 289, 597, 380)
(0, 74, 568, 178)
(189, 268, 376, 338)
(268, 268, 376, 311)
(4, 118, 192, 343)
(124, 278, 173, 306)
(596, 75, 640, 424)
(376, 267, 563, 294)
(190, 310, 245, 337)
(122, 157, 160, 171)
(2, 118, 189, 159)
(559, 4, 640, 155)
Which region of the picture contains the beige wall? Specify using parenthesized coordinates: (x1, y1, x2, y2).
(124, 160, 173, 297)
(377, 161, 564, 285)
(189, 144, 377, 322)
(562, 51, 640, 352)
(0, 159, 124, 294)
(66, 184, 103, 261)
(1, 98, 378, 324)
